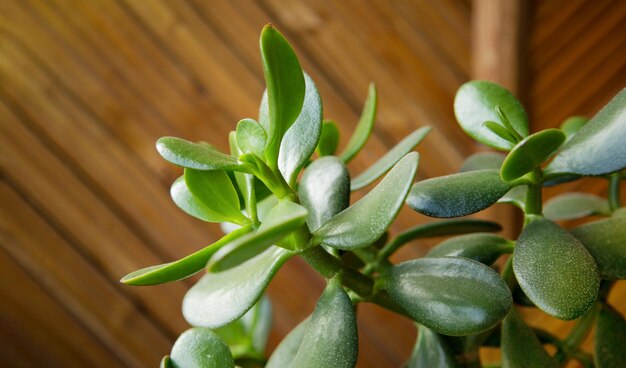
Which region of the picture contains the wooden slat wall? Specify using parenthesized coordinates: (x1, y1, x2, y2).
(0, 1, 624, 367)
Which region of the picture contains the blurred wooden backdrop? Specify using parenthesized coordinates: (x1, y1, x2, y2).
(1, 0, 625, 367)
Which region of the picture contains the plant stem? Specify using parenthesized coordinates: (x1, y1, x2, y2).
(609, 172, 621, 211)
(554, 302, 600, 365)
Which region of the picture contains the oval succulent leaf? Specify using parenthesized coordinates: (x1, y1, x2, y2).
(183, 246, 292, 328)
(170, 327, 234, 368)
(547, 86, 626, 176)
(160, 356, 173, 368)
(313, 152, 419, 250)
(408, 325, 459, 368)
(208, 200, 307, 271)
(426, 233, 514, 265)
(260, 25, 306, 169)
(290, 281, 358, 368)
(544, 193, 610, 221)
(266, 317, 310, 368)
(407, 169, 512, 218)
(317, 120, 340, 156)
(236, 118, 267, 158)
(351, 126, 431, 190)
(278, 73, 323, 186)
(454, 81, 529, 150)
(120, 225, 251, 286)
(497, 185, 527, 210)
(184, 168, 247, 225)
(156, 137, 242, 171)
(500, 129, 566, 182)
(513, 219, 600, 320)
(339, 83, 377, 163)
(171, 176, 229, 223)
(483, 121, 518, 144)
(214, 295, 272, 357)
(560, 116, 588, 141)
(379, 257, 512, 336)
(299, 156, 350, 231)
(459, 151, 506, 172)
(594, 304, 626, 367)
(501, 309, 558, 368)
(571, 216, 626, 279)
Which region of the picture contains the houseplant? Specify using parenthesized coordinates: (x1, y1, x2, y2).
(122, 25, 626, 367)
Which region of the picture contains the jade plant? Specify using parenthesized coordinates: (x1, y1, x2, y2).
(122, 25, 626, 367)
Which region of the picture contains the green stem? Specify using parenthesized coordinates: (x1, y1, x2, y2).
(554, 303, 600, 365)
(609, 173, 621, 211)
(501, 255, 517, 291)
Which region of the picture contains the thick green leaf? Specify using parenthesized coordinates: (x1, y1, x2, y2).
(266, 318, 310, 368)
(544, 193, 610, 221)
(236, 118, 266, 158)
(497, 185, 527, 210)
(560, 116, 588, 140)
(290, 281, 358, 368)
(339, 83, 377, 163)
(260, 25, 305, 170)
(594, 304, 626, 367)
(184, 168, 247, 225)
(571, 216, 626, 279)
(214, 295, 272, 358)
(299, 156, 350, 231)
(426, 233, 514, 265)
(483, 121, 518, 144)
(459, 151, 506, 172)
(170, 327, 234, 368)
(160, 356, 173, 368)
(317, 120, 340, 156)
(513, 219, 600, 320)
(407, 169, 512, 218)
(183, 246, 292, 328)
(501, 309, 558, 368)
(351, 126, 431, 190)
(547, 86, 626, 176)
(313, 152, 418, 250)
(408, 325, 459, 368)
(208, 200, 307, 271)
(229, 132, 257, 221)
(500, 129, 565, 182)
(454, 81, 529, 150)
(120, 225, 251, 286)
(171, 176, 228, 222)
(156, 137, 242, 171)
(278, 73, 323, 186)
(379, 257, 512, 336)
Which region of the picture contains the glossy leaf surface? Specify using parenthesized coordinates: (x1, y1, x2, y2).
(339, 83, 377, 163)
(157, 137, 241, 171)
(236, 118, 266, 158)
(501, 309, 557, 368)
(454, 81, 529, 150)
(379, 257, 512, 336)
(266, 318, 310, 368)
(513, 219, 600, 320)
(260, 25, 305, 169)
(171, 176, 227, 223)
(408, 325, 459, 368)
(351, 126, 430, 190)
(313, 153, 418, 250)
(208, 200, 307, 271)
(547, 86, 626, 175)
(407, 169, 511, 218)
(595, 305, 626, 367)
(459, 152, 506, 172)
(120, 225, 251, 286)
(214, 296, 272, 358)
(299, 156, 350, 231)
(426, 233, 514, 265)
(500, 129, 565, 181)
(160, 356, 172, 368)
(290, 282, 358, 368)
(571, 216, 626, 279)
(317, 120, 340, 156)
(183, 246, 291, 328)
(497, 185, 527, 210)
(483, 121, 518, 144)
(185, 168, 247, 225)
(170, 327, 234, 368)
(544, 193, 610, 221)
(278, 73, 323, 186)
(560, 116, 588, 140)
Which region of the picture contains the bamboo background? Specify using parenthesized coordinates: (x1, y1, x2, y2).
(0, 0, 625, 367)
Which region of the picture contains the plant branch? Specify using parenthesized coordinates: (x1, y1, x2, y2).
(609, 172, 621, 211)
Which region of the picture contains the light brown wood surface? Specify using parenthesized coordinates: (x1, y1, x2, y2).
(0, 1, 624, 367)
